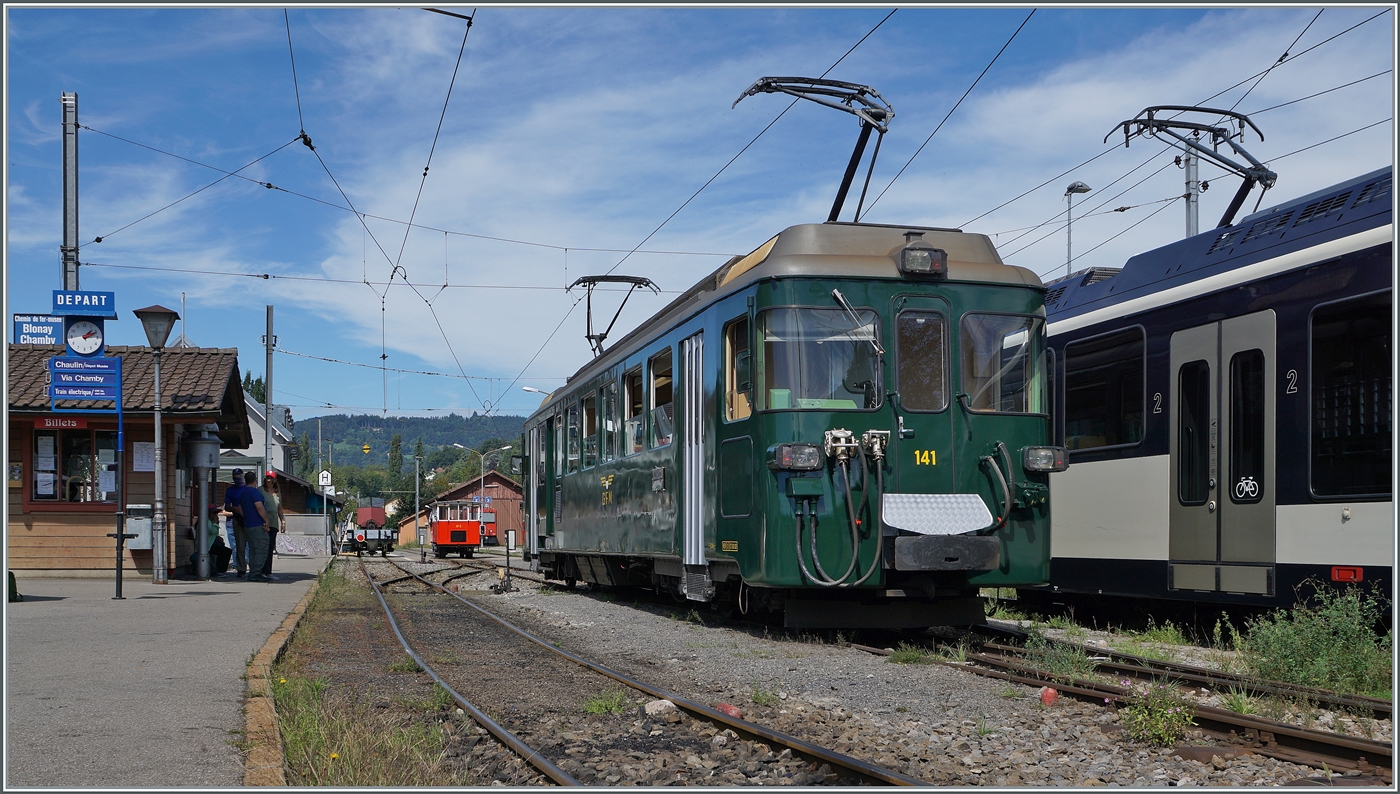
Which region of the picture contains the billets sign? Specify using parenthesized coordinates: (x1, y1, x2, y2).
(13, 315, 63, 345)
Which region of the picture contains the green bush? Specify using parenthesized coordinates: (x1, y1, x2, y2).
(1025, 629, 1095, 681)
(1238, 584, 1392, 698)
(1120, 680, 1195, 746)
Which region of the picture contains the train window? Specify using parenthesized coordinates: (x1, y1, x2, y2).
(759, 308, 882, 411)
(724, 316, 752, 421)
(649, 350, 674, 447)
(581, 393, 598, 468)
(1229, 350, 1265, 503)
(896, 310, 948, 411)
(624, 368, 644, 455)
(1311, 292, 1392, 497)
(602, 381, 619, 462)
(1177, 360, 1211, 505)
(565, 403, 580, 474)
(553, 410, 563, 478)
(961, 313, 1047, 414)
(1063, 328, 1144, 450)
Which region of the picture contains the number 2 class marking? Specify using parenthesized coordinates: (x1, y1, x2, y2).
(914, 449, 937, 465)
(1286, 369, 1298, 394)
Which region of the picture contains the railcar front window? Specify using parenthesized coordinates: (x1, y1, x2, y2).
(760, 308, 883, 410)
(961, 314, 1047, 414)
(896, 310, 947, 411)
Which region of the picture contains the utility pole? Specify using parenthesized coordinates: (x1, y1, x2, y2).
(263, 306, 275, 485)
(61, 92, 79, 290)
(415, 455, 424, 563)
(318, 418, 325, 548)
(1184, 150, 1200, 238)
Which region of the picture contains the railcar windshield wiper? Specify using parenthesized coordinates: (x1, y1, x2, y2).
(831, 288, 884, 356)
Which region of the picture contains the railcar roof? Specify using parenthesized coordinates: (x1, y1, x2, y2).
(525, 222, 1041, 414)
(1044, 166, 1392, 326)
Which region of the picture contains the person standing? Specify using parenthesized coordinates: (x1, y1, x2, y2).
(223, 468, 248, 577)
(239, 471, 272, 583)
(259, 473, 285, 581)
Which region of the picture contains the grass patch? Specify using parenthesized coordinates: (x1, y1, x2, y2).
(886, 642, 934, 665)
(1219, 687, 1256, 715)
(751, 687, 780, 707)
(1025, 629, 1095, 681)
(1237, 584, 1392, 698)
(999, 685, 1022, 699)
(1120, 680, 1195, 746)
(387, 655, 423, 674)
(399, 683, 453, 712)
(271, 673, 454, 786)
(583, 689, 631, 715)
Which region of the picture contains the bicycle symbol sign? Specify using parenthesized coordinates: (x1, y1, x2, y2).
(1234, 476, 1259, 500)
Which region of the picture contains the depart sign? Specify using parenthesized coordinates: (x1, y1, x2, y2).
(51, 290, 117, 318)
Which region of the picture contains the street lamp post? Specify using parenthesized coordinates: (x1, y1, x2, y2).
(1064, 181, 1091, 277)
(455, 443, 511, 546)
(415, 455, 425, 564)
(134, 304, 180, 584)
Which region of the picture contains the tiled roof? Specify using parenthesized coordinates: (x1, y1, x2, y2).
(8, 344, 242, 413)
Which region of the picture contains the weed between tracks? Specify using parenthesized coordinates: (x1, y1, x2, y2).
(583, 689, 632, 715)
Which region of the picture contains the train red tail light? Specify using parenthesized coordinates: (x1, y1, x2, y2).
(1331, 566, 1363, 583)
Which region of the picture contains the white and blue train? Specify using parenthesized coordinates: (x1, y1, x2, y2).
(1032, 166, 1391, 609)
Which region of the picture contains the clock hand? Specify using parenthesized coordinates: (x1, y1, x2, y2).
(82, 331, 98, 339)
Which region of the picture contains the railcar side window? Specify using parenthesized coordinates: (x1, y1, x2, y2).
(760, 308, 883, 410)
(1311, 292, 1392, 497)
(565, 403, 580, 474)
(581, 394, 598, 468)
(1229, 350, 1265, 503)
(896, 310, 948, 411)
(553, 410, 563, 477)
(624, 368, 644, 455)
(649, 350, 674, 447)
(1178, 360, 1211, 505)
(602, 381, 619, 462)
(961, 314, 1047, 414)
(1063, 328, 1145, 450)
(724, 316, 753, 421)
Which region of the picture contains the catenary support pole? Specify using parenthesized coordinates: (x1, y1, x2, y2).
(264, 305, 275, 485)
(416, 456, 424, 563)
(61, 92, 79, 291)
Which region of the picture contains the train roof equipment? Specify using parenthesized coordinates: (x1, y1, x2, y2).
(734, 76, 894, 223)
(1043, 165, 1391, 333)
(567, 275, 661, 357)
(1105, 105, 1277, 229)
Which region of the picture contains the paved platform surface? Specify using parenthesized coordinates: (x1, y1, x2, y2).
(5, 552, 330, 788)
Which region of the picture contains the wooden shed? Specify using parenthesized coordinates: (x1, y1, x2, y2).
(7, 344, 251, 577)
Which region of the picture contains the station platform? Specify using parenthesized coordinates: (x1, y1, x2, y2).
(5, 550, 331, 788)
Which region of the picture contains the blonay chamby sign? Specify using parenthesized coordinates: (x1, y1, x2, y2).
(13, 315, 63, 345)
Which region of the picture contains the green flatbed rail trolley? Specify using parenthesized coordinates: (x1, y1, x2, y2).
(519, 221, 1067, 629)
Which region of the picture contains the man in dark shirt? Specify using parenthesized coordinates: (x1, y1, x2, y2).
(238, 471, 272, 582)
(223, 468, 248, 577)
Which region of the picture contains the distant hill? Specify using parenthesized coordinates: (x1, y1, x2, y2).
(292, 412, 526, 463)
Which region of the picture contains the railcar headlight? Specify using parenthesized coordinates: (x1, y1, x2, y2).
(899, 240, 948, 279)
(1022, 446, 1068, 473)
(767, 443, 825, 471)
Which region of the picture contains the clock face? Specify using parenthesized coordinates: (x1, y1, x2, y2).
(66, 320, 104, 356)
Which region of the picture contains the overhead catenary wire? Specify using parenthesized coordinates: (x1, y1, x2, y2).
(861, 9, 1035, 219)
(277, 348, 561, 382)
(76, 123, 738, 258)
(960, 8, 1391, 229)
(284, 9, 305, 132)
(1244, 70, 1390, 116)
(1225, 9, 1324, 114)
(499, 9, 900, 402)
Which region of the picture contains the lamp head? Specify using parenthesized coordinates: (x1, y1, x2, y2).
(1065, 181, 1092, 197)
(521, 386, 547, 394)
(133, 304, 180, 349)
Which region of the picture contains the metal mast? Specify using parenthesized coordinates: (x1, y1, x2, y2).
(61, 92, 79, 290)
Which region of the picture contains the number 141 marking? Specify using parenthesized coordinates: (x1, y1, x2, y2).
(913, 449, 937, 466)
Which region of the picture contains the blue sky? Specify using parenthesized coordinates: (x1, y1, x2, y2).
(6, 6, 1394, 420)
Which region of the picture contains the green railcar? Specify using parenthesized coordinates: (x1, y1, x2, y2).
(521, 222, 1066, 628)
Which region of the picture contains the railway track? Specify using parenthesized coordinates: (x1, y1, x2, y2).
(361, 558, 926, 786)
(973, 623, 1393, 719)
(852, 641, 1392, 780)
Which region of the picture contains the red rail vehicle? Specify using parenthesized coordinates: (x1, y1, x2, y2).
(429, 500, 492, 558)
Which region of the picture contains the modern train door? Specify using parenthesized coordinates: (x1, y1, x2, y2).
(680, 331, 712, 600)
(1168, 309, 1277, 595)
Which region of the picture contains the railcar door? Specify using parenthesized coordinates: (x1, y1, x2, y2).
(891, 295, 958, 496)
(528, 424, 542, 557)
(1168, 310, 1277, 595)
(680, 331, 712, 600)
